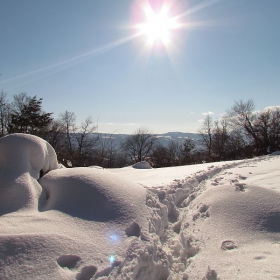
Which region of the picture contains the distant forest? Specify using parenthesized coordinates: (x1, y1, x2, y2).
(1, 91, 279, 168)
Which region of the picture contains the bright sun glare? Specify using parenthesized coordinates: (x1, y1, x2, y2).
(137, 5, 179, 46)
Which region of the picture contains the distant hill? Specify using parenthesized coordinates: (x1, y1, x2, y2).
(156, 132, 200, 146)
(92, 132, 200, 149)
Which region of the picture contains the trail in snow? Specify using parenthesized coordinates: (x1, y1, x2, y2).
(1, 133, 280, 279)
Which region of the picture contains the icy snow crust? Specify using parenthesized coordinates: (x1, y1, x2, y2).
(1, 134, 280, 279)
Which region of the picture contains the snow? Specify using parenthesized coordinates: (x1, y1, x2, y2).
(1, 133, 280, 279)
(132, 161, 153, 169)
(0, 133, 59, 215)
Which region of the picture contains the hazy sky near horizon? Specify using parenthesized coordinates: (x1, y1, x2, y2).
(0, 0, 279, 134)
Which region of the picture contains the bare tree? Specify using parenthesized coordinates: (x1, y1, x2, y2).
(74, 116, 96, 155)
(57, 112, 99, 167)
(269, 108, 280, 152)
(73, 116, 97, 166)
(151, 140, 185, 167)
(182, 137, 195, 164)
(166, 140, 184, 166)
(121, 126, 158, 164)
(150, 144, 169, 167)
(59, 111, 76, 156)
(211, 118, 229, 161)
(0, 91, 10, 137)
(94, 132, 118, 167)
(226, 99, 260, 153)
(11, 93, 31, 112)
(222, 129, 247, 159)
(44, 119, 64, 150)
(254, 107, 280, 154)
(198, 115, 213, 162)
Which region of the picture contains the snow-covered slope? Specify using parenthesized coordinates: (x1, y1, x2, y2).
(112, 156, 280, 279)
(1, 133, 280, 279)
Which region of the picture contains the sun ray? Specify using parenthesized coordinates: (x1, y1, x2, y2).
(0, 33, 141, 89)
(174, 0, 221, 21)
(0, 0, 224, 91)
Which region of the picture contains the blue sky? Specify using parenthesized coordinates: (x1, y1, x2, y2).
(0, 0, 279, 134)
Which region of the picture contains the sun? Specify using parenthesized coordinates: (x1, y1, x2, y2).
(137, 5, 179, 46)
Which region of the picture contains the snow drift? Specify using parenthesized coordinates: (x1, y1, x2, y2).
(40, 167, 148, 224)
(1, 133, 280, 279)
(0, 133, 58, 215)
(132, 161, 152, 169)
(0, 134, 149, 279)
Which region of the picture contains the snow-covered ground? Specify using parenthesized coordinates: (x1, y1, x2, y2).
(1, 134, 280, 279)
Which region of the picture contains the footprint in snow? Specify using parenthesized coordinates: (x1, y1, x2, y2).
(234, 183, 246, 192)
(202, 267, 218, 280)
(56, 254, 81, 269)
(57, 254, 98, 280)
(221, 240, 236, 250)
(254, 256, 266, 260)
(230, 179, 239, 184)
(76, 265, 97, 280)
(192, 204, 210, 221)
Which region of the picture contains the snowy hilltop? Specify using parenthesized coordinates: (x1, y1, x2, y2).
(1, 133, 280, 279)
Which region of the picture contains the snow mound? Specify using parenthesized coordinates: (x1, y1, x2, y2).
(271, 150, 280, 155)
(40, 167, 148, 224)
(0, 133, 151, 279)
(180, 183, 280, 279)
(200, 184, 280, 233)
(175, 157, 280, 279)
(0, 133, 59, 178)
(0, 233, 83, 280)
(0, 133, 59, 215)
(132, 161, 153, 169)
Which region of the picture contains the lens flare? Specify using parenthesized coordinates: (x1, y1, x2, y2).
(108, 255, 116, 266)
(109, 234, 119, 242)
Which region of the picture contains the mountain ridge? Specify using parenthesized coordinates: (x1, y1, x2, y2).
(94, 131, 200, 148)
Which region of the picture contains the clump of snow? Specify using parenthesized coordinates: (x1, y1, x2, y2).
(0, 133, 59, 215)
(271, 150, 280, 155)
(0, 133, 59, 179)
(40, 167, 148, 225)
(132, 161, 153, 169)
(1, 133, 280, 279)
